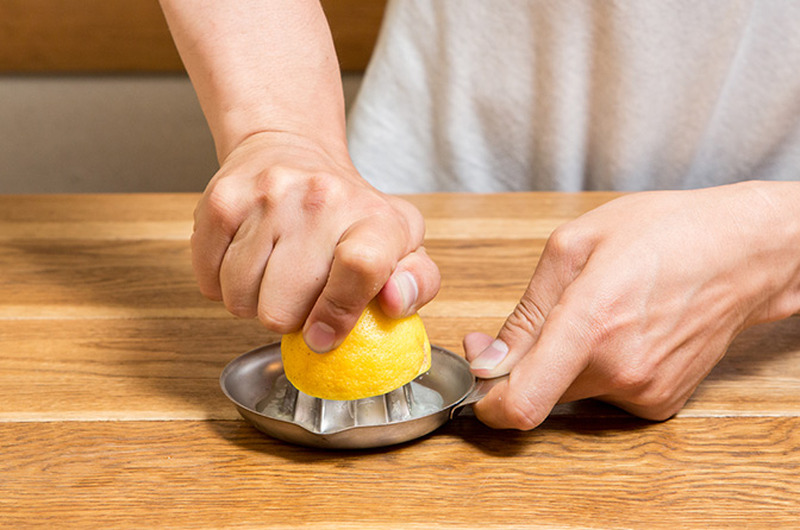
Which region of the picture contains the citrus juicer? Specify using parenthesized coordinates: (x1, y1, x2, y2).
(220, 343, 502, 449)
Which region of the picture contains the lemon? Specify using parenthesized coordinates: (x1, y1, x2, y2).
(281, 300, 431, 400)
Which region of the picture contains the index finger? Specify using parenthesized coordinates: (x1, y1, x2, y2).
(302, 214, 420, 352)
(472, 302, 593, 430)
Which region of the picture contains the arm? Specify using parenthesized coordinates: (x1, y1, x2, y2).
(160, 0, 346, 162)
(160, 0, 440, 350)
(465, 181, 800, 428)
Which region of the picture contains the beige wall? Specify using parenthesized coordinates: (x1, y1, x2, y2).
(0, 74, 363, 193)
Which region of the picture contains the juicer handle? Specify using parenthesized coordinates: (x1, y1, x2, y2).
(450, 375, 508, 419)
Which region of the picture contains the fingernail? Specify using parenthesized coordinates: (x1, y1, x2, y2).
(305, 321, 337, 353)
(395, 271, 419, 316)
(470, 339, 509, 372)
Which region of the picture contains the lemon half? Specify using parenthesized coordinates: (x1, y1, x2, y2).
(281, 300, 431, 400)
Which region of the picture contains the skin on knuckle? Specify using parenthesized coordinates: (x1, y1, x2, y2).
(543, 223, 593, 276)
(257, 304, 301, 334)
(389, 197, 426, 243)
(223, 300, 258, 319)
(252, 166, 295, 211)
(190, 239, 222, 301)
(645, 404, 681, 422)
(608, 359, 655, 394)
(299, 174, 345, 216)
(619, 376, 679, 419)
(503, 297, 546, 338)
(545, 224, 580, 259)
(196, 282, 222, 301)
(318, 298, 361, 333)
(501, 390, 547, 431)
(255, 168, 344, 218)
(335, 240, 392, 285)
(202, 178, 245, 232)
(627, 397, 682, 422)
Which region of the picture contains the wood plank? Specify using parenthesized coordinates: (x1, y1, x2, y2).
(0, 193, 619, 224)
(0, 317, 503, 421)
(322, 0, 388, 72)
(2, 418, 799, 528)
(0, 192, 616, 242)
(0, 0, 184, 72)
(0, 218, 566, 242)
(0, 238, 538, 314)
(0, 0, 386, 73)
(0, 193, 198, 223)
(2, 316, 800, 422)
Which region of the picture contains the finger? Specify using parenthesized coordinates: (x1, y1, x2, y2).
(218, 213, 274, 318)
(303, 216, 412, 352)
(190, 183, 244, 301)
(469, 225, 593, 378)
(257, 233, 334, 334)
(472, 303, 592, 430)
(377, 247, 441, 318)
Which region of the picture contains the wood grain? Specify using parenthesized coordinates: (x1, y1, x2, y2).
(0, 0, 386, 72)
(2, 419, 799, 528)
(3, 192, 800, 528)
(0, 238, 535, 314)
(2, 316, 799, 423)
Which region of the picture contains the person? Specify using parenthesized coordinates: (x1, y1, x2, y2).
(159, 0, 800, 430)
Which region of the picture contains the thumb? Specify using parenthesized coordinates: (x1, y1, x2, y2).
(468, 295, 546, 378)
(377, 247, 440, 318)
(468, 226, 590, 378)
(472, 302, 592, 430)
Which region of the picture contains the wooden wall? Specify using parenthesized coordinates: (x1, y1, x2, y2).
(0, 0, 385, 73)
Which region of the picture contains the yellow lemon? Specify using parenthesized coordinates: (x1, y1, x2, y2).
(281, 300, 431, 400)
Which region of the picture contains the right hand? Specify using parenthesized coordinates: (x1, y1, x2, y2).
(191, 131, 441, 352)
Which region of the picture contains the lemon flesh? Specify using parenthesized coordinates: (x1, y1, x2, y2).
(281, 301, 431, 400)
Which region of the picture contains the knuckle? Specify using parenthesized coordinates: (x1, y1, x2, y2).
(388, 197, 426, 242)
(508, 294, 548, 332)
(335, 241, 391, 282)
(203, 178, 244, 230)
(501, 391, 547, 431)
(197, 282, 222, 302)
(252, 167, 293, 209)
(544, 223, 593, 273)
(300, 174, 344, 215)
(254, 167, 344, 217)
(628, 395, 683, 422)
(608, 360, 655, 393)
(546, 224, 584, 256)
(223, 301, 257, 319)
(257, 304, 301, 334)
(318, 292, 362, 325)
(643, 404, 681, 422)
(615, 375, 679, 419)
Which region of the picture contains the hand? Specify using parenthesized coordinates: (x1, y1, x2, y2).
(191, 131, 440, 352)
(464, 182, 800, 429)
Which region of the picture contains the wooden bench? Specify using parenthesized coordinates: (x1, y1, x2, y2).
(0, 0, 384, 73)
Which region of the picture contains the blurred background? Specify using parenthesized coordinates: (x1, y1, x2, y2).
(0, 0, 382, 193)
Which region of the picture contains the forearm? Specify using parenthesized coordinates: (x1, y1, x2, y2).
(159, 0, 348, 162)
(743, 180, 800, 324)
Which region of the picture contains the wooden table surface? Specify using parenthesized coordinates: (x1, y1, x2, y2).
(1, 193, 799, 529)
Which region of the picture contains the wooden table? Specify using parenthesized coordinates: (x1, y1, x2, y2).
(1, 193, 798, 528)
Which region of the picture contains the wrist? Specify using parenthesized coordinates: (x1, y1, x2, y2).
(223, 129, 352, 172)
(736, 180, 800, 324)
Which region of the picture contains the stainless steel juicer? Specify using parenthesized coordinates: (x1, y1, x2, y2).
(220, 343, 499, 449)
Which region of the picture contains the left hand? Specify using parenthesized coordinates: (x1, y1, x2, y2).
(464, 182, 800, 429)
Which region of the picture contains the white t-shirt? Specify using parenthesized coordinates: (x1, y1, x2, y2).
(346, 0, 800, 192)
